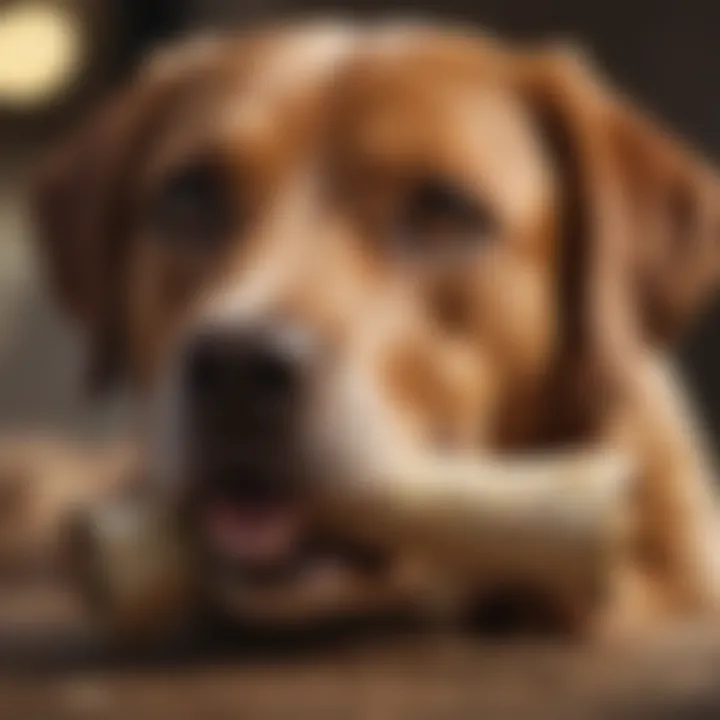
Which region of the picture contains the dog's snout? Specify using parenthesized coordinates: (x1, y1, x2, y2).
(183, 324, 316, 502)
(185, 325, 307, 414)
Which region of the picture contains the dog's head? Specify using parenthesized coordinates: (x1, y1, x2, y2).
(34, 23, 720, 617)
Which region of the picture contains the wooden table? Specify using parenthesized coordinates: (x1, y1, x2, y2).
(2, 582, 720, 719)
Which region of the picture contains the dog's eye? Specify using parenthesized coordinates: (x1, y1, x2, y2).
(151, 161, 235, 248)
(395, 179, 497, 256)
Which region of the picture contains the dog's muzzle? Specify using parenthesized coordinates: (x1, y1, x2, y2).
(182, 322, 306, 563)
(184, 322, 308, 481)
(178, 321, 386, 595)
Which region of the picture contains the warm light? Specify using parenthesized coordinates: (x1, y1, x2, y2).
(0, 2, 84, 108)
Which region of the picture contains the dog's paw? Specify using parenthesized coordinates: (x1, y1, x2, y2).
(0, 437, 139, 575)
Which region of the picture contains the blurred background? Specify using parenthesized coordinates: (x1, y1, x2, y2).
(0, 0, 718, 447)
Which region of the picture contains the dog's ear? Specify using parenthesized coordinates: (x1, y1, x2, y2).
(32, 65, 193, 392)
(523, 48, 720, 352)
(33, 38, 237, 393)
(519, 48, 720, 439)
(34, 94, 147, 392)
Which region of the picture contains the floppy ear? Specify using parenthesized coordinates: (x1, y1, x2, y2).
(525, 49, 720, 351)
(33, 75, 182, 392)
(32, 37, 238, 393)
(520, 49, 720, 438)
(611, 102, 720, 343)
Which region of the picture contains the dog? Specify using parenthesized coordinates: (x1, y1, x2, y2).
(9, 20, 720, 634)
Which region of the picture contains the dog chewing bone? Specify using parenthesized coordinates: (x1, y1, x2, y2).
(64, 451, 633, 640)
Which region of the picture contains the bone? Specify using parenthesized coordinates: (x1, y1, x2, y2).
(64, 451, 633, 638)
(316, 450, 634, 622)
(63, 495, 197, 642)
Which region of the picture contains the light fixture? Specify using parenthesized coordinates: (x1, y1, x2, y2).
(0, 1, 85, 110)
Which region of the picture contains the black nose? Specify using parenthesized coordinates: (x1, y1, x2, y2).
(185, 325, 304, 424)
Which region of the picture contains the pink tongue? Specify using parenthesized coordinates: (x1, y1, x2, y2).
(204, 502, 300, 564)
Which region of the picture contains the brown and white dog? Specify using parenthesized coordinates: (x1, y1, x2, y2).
(11, 20, 720, 633)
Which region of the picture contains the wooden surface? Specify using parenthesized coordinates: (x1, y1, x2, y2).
(2, 583, 720, 719)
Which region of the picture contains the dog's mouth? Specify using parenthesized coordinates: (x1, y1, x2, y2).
(193, 469, 388, 594)
(201, 497, 302, 577)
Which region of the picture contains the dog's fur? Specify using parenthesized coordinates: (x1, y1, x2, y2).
(5, 21, 720, 633)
